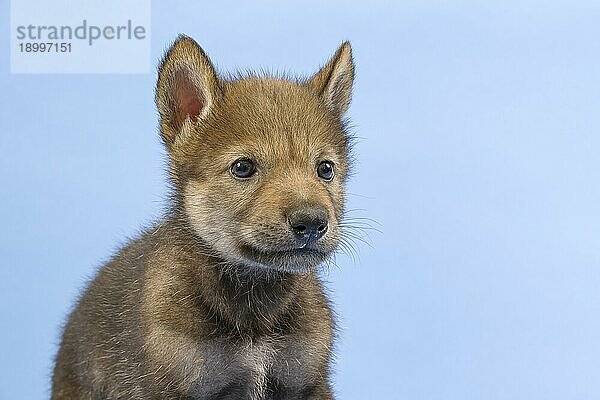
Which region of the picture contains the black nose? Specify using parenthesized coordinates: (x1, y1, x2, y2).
(288, 207, 328, 245)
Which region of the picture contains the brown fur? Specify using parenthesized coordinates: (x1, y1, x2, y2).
(51, 35, 355, 400)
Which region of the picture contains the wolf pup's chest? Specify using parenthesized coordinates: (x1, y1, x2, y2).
(184, 337, 323, 400)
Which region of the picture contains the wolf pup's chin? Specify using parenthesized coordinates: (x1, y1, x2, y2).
(52, 35, 355, 400)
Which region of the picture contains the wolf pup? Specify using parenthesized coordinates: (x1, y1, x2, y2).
(51, 35, 355, 400)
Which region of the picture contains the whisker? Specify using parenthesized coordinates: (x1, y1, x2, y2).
(339, 223, 382, 234)
(346, 192, 376, 200)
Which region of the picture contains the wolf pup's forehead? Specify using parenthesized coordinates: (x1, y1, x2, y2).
(211, 78, 350, 156)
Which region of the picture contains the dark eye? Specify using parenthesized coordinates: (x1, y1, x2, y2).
(231, 158, 256, 179)
(317, 161, 334, 181)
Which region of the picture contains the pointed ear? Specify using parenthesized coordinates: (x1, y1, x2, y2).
(307, 42, 355, 117)
(155, 35, 221, 149)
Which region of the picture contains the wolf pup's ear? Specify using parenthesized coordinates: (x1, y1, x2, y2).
(307, 42, 355, 117)
(155, 35, 221, 149)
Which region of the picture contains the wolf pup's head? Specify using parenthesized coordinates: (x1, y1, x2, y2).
(156, 36, 355, 273)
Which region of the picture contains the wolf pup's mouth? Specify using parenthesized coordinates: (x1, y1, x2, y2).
(238, 243, 328, 271)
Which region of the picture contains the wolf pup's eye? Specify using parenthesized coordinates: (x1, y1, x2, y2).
(317, 161, 335, 181)
(231, 158, 256, 179)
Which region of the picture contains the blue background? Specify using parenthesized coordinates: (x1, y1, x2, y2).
(2, 1, 600, 398)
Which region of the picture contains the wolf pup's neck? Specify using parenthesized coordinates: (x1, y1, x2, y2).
(160, 214, 308, 336)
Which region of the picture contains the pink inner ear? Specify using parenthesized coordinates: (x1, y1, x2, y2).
(174, 71, 205, 130)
